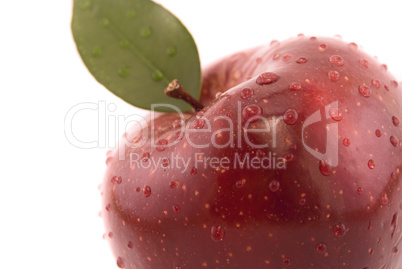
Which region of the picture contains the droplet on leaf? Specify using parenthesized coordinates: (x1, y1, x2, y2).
(118, 66, 131, 78)
(152, 69, 164, 82)
(166, 46, 177, 57)
(127, 9, 136, 18)
(140, 26, 152, 38)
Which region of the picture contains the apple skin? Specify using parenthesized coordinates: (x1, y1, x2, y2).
(101, 36, 402, 268)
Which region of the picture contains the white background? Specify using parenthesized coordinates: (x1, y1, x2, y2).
(1, 1, 401, 268)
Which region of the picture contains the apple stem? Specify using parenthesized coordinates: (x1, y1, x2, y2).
(164, 79, 204, 111)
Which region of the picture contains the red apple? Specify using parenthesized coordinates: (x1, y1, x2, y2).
(101, 35, 402, 268)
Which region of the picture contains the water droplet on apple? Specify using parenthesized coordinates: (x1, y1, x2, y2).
(140, 26, 152, 38)
(240, 87, 254, 99)
(283, 109, 298, 125)
(284, 153, 294, 162)
(269, 180, 280, 192)
(156, 139, 168, 151)
(108, 232, 113, 238)
(319, 43, 328, 51)
(282, 257, 291, 265)
(343, 138, 350, 147)
(105, 156, 113, 166)
(136, 187, 141, 192)
(127, 241, 133, 249)
(270, 40, 280, 47)
(391, 80, 399, 88)
(282, 54, 292, 61)
(152, 69, 164, 82)
(143, 186, 152, 197)
(368, 159, 375, 169)
(141, 152, 150, 162)
(357, 187, 363, 195)
(358, 84, 371, 97)
(242, 104, 263, 123)
(195, 111, 204, 118)
(329, 55, 345, 66)
(348, 42, 358, 49)
(319, 160, 331, 176)
(296, 56, 308, 64)
(381, 64, 388, 71)
(393, 247, 399, 254)
(333, 223, 346, 237)
(359, 59, 369, 68)
(172, 119, 183, 129)
(166, 46, 177, 57)
(172, 204, 181, 213)
(193, 119, 205, 129)
(236, 179, 246, 188)
(315, 242, 327, 253)
(111, 176, 122, 184)
(211, 225, 225, 242)
(116, 257, 125, 268)
(392, 116, 400, 126)
(174, 131, 184, 141)
(105, 204, 111, 212)
(256, 72, 279, 85)
(289, 82, 302, 91)
(370, 79, 380, 89)
(299, 198, 306, 205)
(162, 158, 170, 168)
(381, 193, 389, 205)
(170, 181, 178, 189)
(328, 70, 340, 82)
(329, 108, 342, 121)
(190, 167, 198, 175)
(375, 129, 382, 137)
(390, 135, 399, 147)
(391, 213, 398, 239)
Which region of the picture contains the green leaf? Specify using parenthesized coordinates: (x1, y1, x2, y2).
(71, 0, 201, 112)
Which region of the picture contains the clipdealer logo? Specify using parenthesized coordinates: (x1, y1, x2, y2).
(64, 100, 340, 169)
